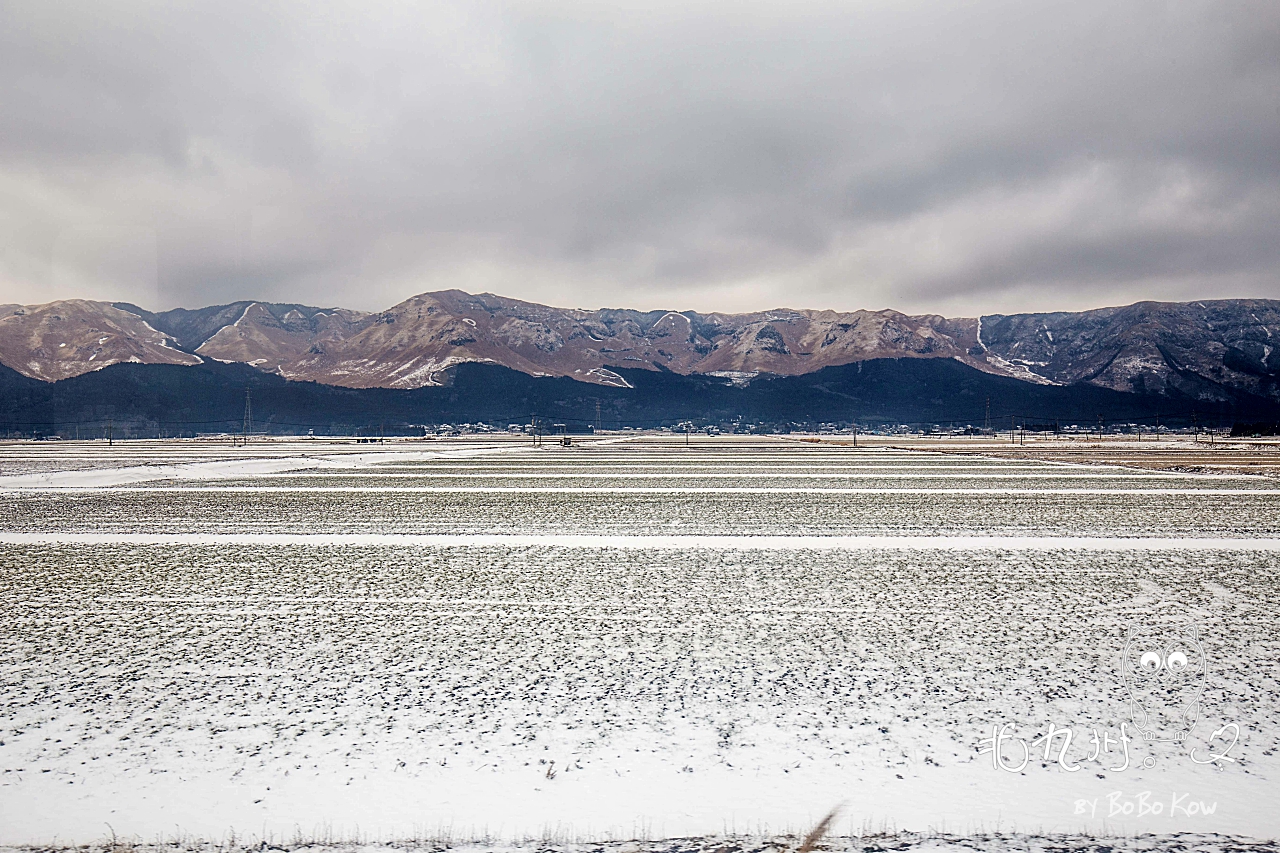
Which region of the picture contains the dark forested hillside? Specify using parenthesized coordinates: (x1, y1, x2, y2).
(2, 357, 1273, 437)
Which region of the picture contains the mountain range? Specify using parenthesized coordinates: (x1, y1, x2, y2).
(2, 291, 1278, 405)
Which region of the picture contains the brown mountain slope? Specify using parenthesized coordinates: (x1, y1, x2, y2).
(255, 290, 994, 389)
(195, 302, 374, 369)
(2, 292, 1277, 402)
(0, 299, 200, 381)
(978, 300, 1280, 401)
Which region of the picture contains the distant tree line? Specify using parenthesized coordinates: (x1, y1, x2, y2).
(1231, 422, 1280, 437)
(4, 357, 1279, 437)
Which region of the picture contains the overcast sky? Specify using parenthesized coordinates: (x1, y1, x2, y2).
(1, 1, 1278, 316)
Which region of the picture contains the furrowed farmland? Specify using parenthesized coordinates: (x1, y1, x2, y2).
(1, 435, 1277, 845)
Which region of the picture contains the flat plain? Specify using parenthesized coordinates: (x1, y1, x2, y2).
(1, 434, 1277, 846)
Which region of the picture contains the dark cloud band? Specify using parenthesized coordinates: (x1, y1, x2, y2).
(1, 1, 1278, 314)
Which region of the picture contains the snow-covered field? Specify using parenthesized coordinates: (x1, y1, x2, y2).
(1, 436, 1277, 847)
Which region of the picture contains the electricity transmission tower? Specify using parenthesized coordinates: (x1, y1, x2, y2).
(242, 387, 253, 445)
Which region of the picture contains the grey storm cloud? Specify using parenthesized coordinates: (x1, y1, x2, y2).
(1, 0, 1278, 315)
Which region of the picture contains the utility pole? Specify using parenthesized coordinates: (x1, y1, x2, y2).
(1010, 415, 1015, 445)
(984, 397, 991, 435)
(685, 422, 690, 447)
(1192, 410, 1199, 443)
(595, 400, 602, 434)
(107, 418, 113, 447)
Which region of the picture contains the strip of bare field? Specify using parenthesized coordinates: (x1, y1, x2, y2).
(3, 532, 1279, 549)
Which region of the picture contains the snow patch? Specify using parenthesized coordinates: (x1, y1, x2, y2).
(585, 367, 633, 388)
(232, 303, 258, 327)
(980, 353, 1058, 385)
(387, 355, 495, 388)
(136, 318, 203, 364)
(0, 444, 533, 490)
(705, 371, 758, 387)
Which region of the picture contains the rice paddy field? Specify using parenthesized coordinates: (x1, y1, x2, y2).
(1, 435, 1277, 848)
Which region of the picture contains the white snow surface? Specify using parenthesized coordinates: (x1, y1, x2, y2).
(1, 437, 1277, 845)
(0, 443, 532, 489)
(3, 532, 1280, 550)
